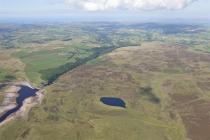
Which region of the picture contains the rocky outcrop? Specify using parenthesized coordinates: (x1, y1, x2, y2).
(0, 85, 20, 115)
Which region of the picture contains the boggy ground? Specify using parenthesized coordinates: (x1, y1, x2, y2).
(109, 43, 210, 140)
(0, 42, 210, 140)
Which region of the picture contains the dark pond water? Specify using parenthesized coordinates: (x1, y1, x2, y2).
(0, 85, 38, 123)
(0, 84, 7, 90)
(100, 97, 126, 108)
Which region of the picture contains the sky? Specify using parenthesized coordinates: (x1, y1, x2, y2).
(0, 0, 209, 22)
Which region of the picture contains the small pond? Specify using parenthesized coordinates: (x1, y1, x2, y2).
(100, 97, 126, 108)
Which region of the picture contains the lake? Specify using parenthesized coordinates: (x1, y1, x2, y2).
(0, 85, 38, 123)
(100, 97, 126, 108)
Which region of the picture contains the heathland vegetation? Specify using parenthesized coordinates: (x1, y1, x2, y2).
(0, 22, 210, 140)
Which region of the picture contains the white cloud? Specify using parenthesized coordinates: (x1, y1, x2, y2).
(64, 0, 197, 11)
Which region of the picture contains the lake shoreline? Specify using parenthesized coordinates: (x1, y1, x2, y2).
(0, 82, 44, 126)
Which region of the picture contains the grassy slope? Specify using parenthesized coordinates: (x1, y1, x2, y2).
(0, 24, 210, 140)
(0, 68, 8, 82)
(0, 50, 26, 83)
(3, 43, 207, 140)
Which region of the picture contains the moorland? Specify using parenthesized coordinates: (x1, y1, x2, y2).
(0, 22, 210, 140)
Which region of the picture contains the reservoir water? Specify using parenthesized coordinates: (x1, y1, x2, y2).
(0, 85, 38, 123)
(100, 97, 126, 108)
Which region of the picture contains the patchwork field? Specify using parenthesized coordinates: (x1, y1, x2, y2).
(0, 23, 210, 140)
